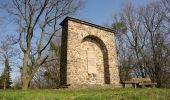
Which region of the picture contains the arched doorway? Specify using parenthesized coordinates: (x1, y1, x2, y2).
(81, 35, 110, 84)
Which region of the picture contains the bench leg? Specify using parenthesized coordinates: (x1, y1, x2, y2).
(132, 83, 137, 88)
(122, 83, 125, 88)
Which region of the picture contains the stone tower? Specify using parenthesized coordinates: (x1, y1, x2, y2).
(60, 17, 120, 87)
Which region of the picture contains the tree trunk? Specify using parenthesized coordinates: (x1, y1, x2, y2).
(135, 49, 145, 78)
(22, 78, 30, 90)
(3, 78, 6, 90)
(22, 50, 30, 90)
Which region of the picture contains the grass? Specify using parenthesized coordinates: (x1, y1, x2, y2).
(0, 88, 170, 100)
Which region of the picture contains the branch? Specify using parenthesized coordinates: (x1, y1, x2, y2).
(40, 28, 61, 53)
(19, 15, 26, 52)
(37, 27, 45, 54)
(32, 0, 49, 30)
(30, 55, 48, 79)
(39, 56, 48, 66)
(12, 0, 28, 25)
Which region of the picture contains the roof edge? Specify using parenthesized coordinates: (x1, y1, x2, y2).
(60, 16, 115, 33)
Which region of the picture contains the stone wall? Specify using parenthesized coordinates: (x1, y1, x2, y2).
(60, 17, 120, 88)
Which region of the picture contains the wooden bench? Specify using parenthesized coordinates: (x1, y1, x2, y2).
(122, 81, 139, 88)
(122, 77, 157, 88)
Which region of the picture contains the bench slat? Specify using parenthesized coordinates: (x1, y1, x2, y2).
(139, 83, 157, 85)
(123, 81, 139, 84)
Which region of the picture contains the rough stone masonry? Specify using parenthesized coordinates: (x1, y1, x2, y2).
(60, 17, 120, 88)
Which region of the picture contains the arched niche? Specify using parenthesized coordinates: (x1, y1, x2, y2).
(82, 35, 110, 84)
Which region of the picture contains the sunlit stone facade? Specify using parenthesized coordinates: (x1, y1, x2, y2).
(60, 17, 120, 88)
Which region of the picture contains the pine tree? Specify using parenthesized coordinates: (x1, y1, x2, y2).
(0, 58, 12, 89)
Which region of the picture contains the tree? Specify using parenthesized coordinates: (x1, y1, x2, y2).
(112, 15, 132, 82)
(9, 0, 84, 89)
(111, 2, 148, 80)
(42, 41, 61, 88)
(0, 35, 18, 89)
(0, 58, 12, 89)
(122, 2, 149, 78)
(140, 2, 168, 87)
(31, 41, 61, 89)
(112, 1, 170, 87)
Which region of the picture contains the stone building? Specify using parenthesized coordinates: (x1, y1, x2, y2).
(60, 17, 120, 87)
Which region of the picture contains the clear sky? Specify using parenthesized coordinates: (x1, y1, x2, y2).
(75, 0, 157, 25)
(0, 0, 156, 35)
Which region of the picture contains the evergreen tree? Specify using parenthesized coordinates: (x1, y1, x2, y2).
(0, 35, 17, 89)
(0, 58, 12, 89)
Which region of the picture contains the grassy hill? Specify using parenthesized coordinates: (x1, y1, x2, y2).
(0, 88, 169, 100)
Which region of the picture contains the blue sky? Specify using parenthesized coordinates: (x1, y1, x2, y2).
(75, 0, 156, 25)
(0, 0, 156, 35)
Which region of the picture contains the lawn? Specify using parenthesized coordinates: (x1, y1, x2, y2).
(0, 88, 170, 100)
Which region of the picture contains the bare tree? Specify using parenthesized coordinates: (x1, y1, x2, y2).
(112, 1, 170, 87)
(112, 2, 148, 80)
(121, 2, 148, 78)
(140, 2, 168, 87)
(112, 14, 133, 82)
(0, 35, 18, 89)
(8, 0, 84, 89)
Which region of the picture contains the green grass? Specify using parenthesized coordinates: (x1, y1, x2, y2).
(0, 88, 169, 100)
